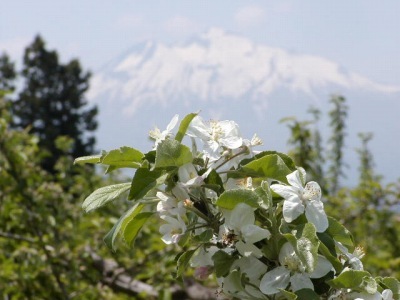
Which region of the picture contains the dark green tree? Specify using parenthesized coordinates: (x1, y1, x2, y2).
(357, 132, 375, 185)
(11, 35, 98, 172)
(327, 95, 348, 194)
(281, 117, 313, 175)
(281, 110, 325, 185)
(0, 53, 17, 92)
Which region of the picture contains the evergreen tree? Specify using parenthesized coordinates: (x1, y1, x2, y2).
(0, 53, 17, 92)
(308, 106, 326, 189)
(281, 116, 314, 176)
(282, 111, 325, 185)
(327, 95, 348, 194)
(11, 35, 98, 172)
(357, 132, 375, 185)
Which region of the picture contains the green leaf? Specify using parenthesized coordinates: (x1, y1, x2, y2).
(282, 223, 319, 273)
(175, 112, 198, 143)
(175, 231, 189, 248)
(204, 169, 224, 195)
(295, 289, 320, 300)
(74, 154, 101, 165)
(154, 139, 192, 169)
(241, 154, 293, 183)
(104, 203, 144, 250)
(327, 217, 354, 250)
(176, 249, 196, 278)
(143, 150, 156, 164)
(215, 189, 262, 209)
(82, 183, 131, 212)
(297, 223, 319, 273)
(327, 270, 373, 292)
(279, 289, 298, 300)
(255, 184, 271, 209)
(225, 269, 245, 292)
(193, 229, 213, 243)
(377, 277, 400, 299)
(122, 212, 154, 247)
(254, 151, 297, 170)
(102, 146, 144, 169)
(317, 233, 343, 273)
(128, 168, 167, 201)
(212, 250, 235, 277)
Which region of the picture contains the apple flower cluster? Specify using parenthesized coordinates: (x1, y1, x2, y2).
(78, 113, 399, 300)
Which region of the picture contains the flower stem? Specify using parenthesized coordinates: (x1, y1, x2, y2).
(214, 146, 248, 171)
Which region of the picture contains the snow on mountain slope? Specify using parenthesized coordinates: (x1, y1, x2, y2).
(87, 28, 400, 184)
(88, 28, 399, 115)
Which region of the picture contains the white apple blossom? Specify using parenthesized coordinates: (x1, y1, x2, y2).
(187, 116, 243, 161)
(335, 241, 365, 271)
(328, 288, 393, 300)
(219, 203, 270, 257)
(271, 168, 328, 232)
(156, 191, 185, 217)
(149, 114, 179, 147)
(225, 177, 254, 191)
(177, 163, 212, 187)
(218, 256, 269, 299)
(191, 246, 219, 268)
(159, 215, 186, 244)
(260, 242, 332, 295)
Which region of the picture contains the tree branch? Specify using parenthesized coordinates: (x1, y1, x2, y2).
(84, 246, 222, 299)
(0, 231, 36, 243)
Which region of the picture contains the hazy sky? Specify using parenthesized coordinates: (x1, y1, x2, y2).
(1, 1, 400, 87)
(1, 1, 399, 183)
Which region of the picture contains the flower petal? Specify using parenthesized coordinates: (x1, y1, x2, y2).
(222, 269, 245, 294)
(382, 289, 394, 300)
(191, 246, 219, 267)
(227, 203, 255, 231)
(287, 170, 304, 190)
(178, 163, 198, 183)
(233, 256, 268, 281)
(260, 266, 290, 295)
(236, 240, 263, 258)
(283, 196, 304, 222)
(347, 291, 382, 300)
(305, 200, 328, 232)
(303, 181, 322, 201)
(187, 116, 211, 140)
(166, 114, 179, 132)
(241, 224, 271, 244)
(290, 273, 314, 292)
(271, 184, 299, 199)
(221, 135, 243, 149)
(310, 255, 332, 278)
(278, 242, 296, 265)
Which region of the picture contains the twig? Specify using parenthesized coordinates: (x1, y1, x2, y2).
(0, 231, 36, 243)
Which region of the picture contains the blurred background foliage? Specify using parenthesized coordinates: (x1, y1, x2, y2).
(0, 36, 399, 299)
(283, 96, 400, 279)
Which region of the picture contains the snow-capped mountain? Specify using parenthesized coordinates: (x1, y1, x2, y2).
(88, 28, 399, 115)
(88, 28, 400, 184)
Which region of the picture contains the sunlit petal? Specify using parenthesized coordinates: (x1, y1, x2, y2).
(259, 266, 290, 295)
(305, 200, 328, 232)
(290, 273, 314, 291)
(287, 170, 304, 190)
(310, 255, 332, 278)
(241, 224, 271, 244)
(271, 184, 299, 199)
(283, 196, 304, 222)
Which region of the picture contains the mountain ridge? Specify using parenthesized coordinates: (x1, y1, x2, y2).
(88, 28, 400, 116)
(88, 28, 400, 185)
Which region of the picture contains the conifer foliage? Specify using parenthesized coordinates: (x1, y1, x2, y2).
(11, 35, 98, 172)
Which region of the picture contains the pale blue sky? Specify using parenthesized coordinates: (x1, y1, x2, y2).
(1, 1, 400, 86)
(1, 1, 399, 183)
